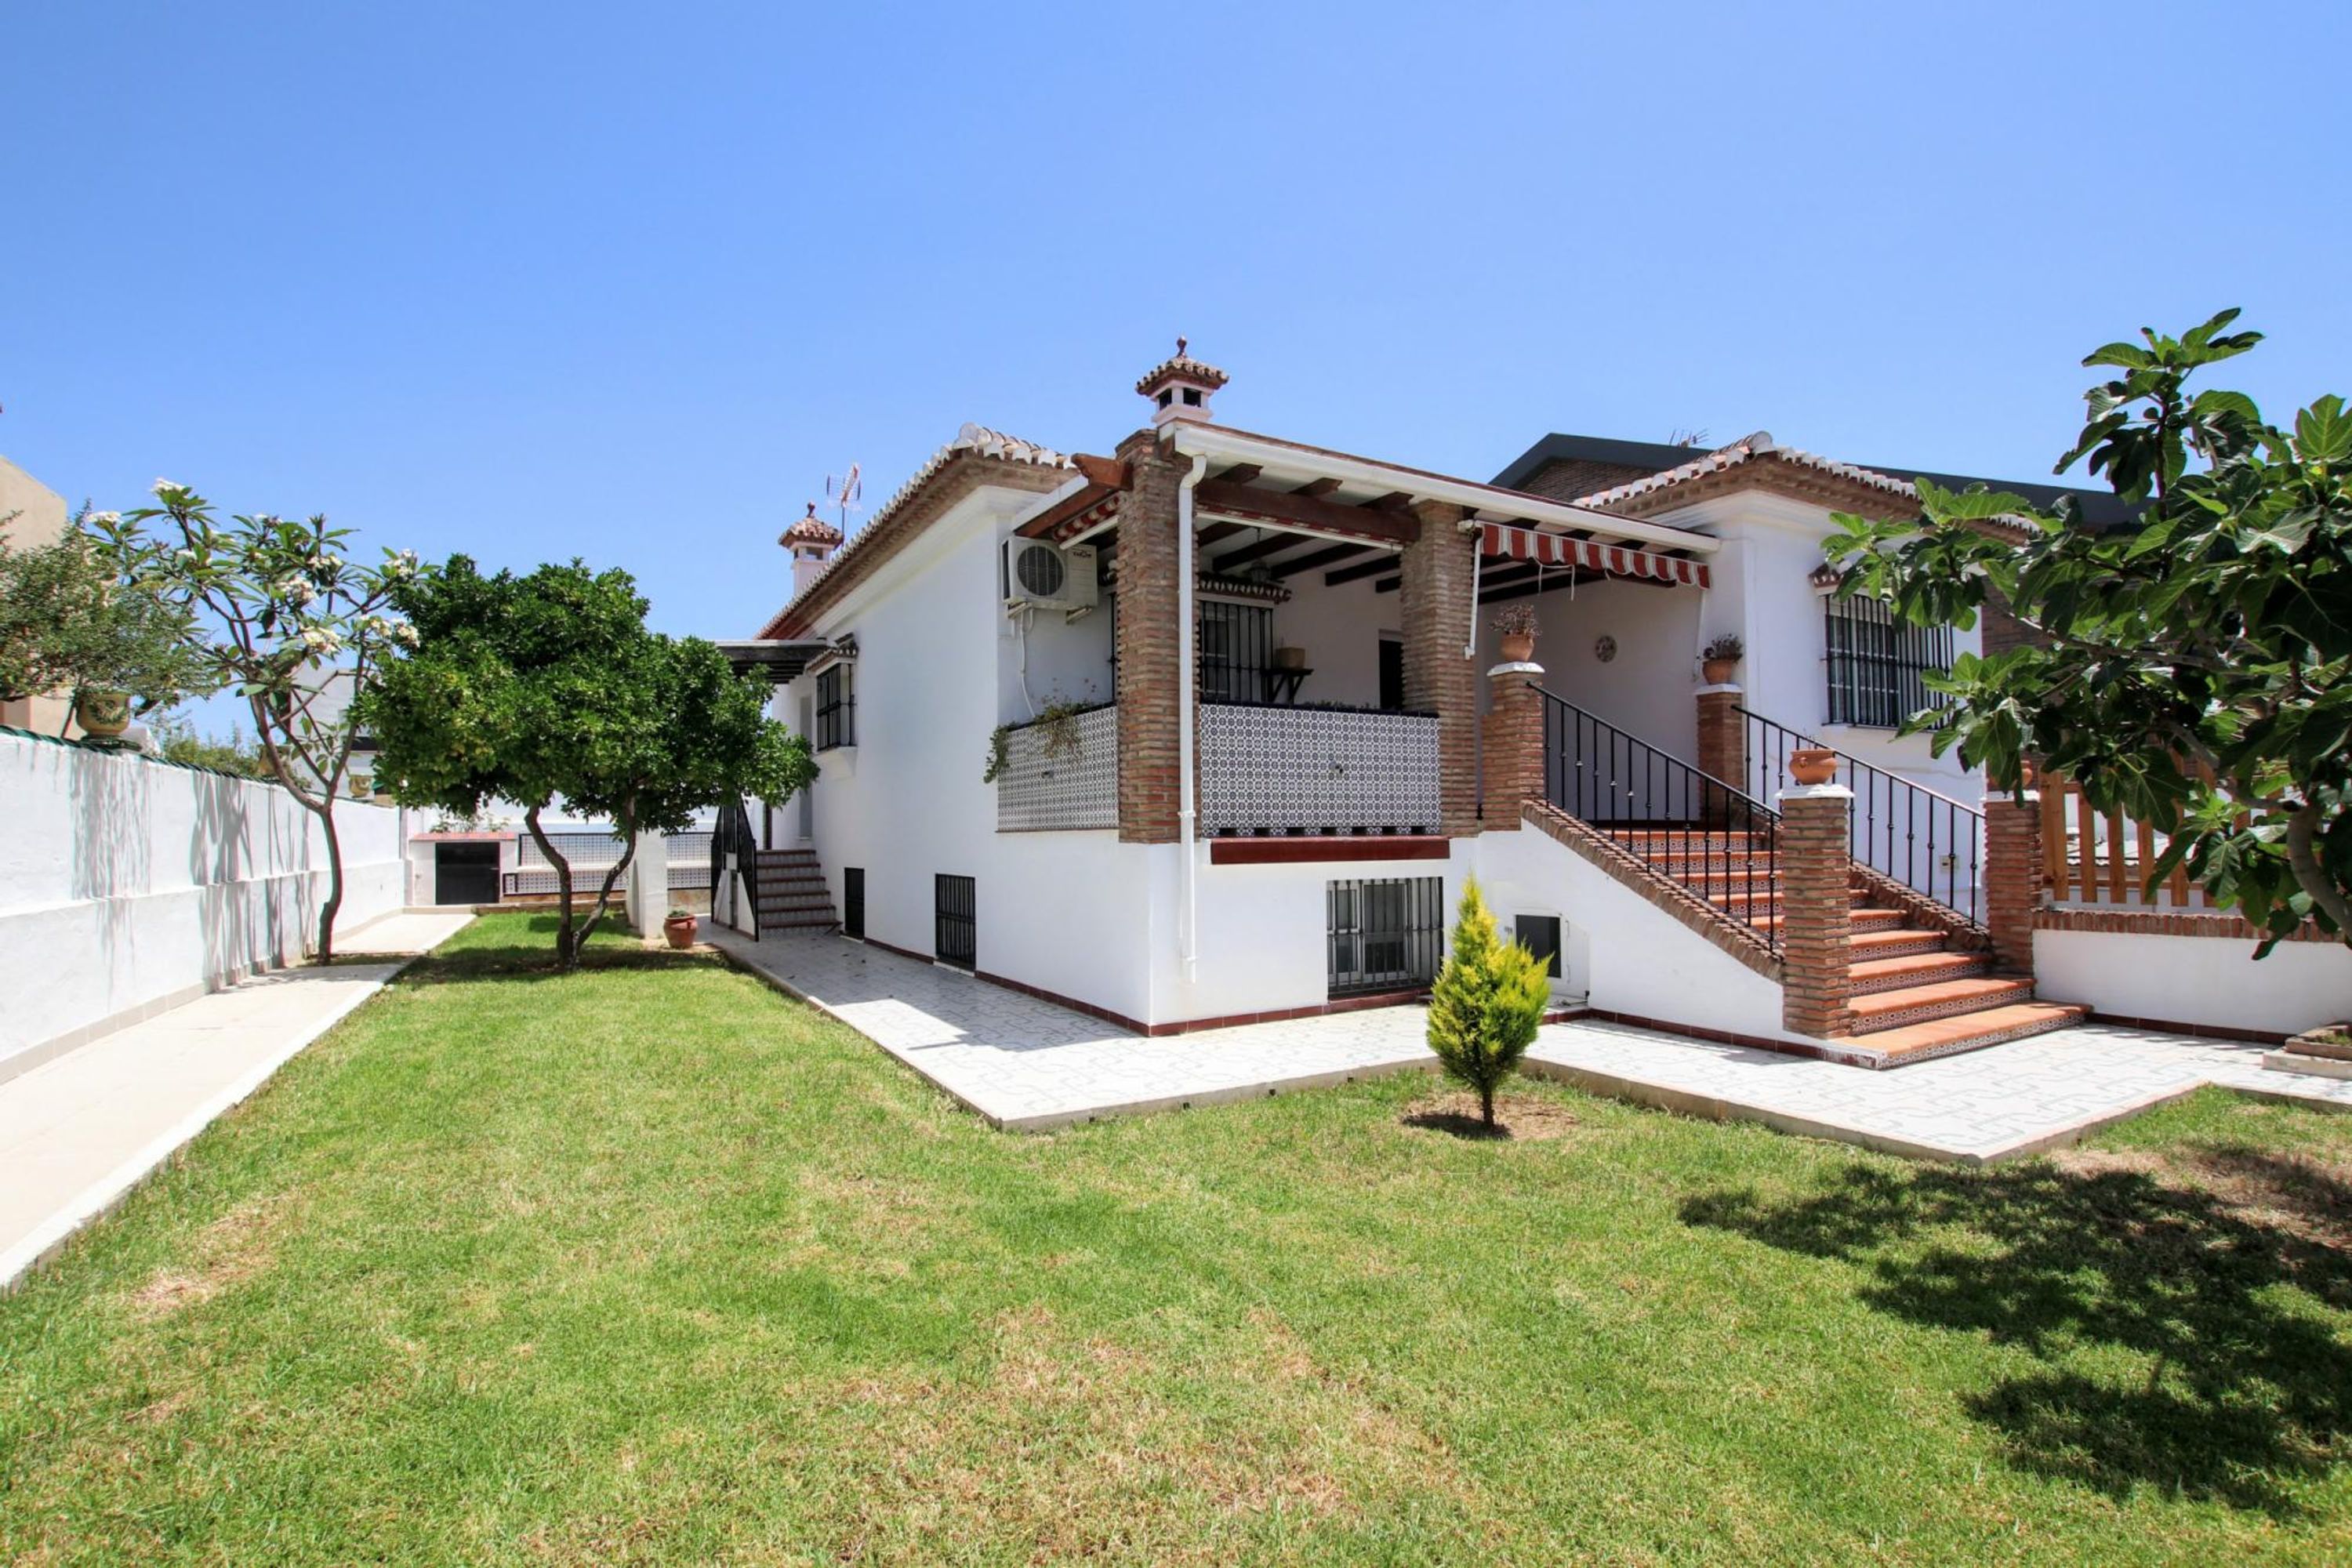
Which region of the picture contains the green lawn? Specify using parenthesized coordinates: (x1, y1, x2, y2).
(3, 913, 2348, 1565)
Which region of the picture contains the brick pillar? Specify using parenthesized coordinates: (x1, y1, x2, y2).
(1981, 786, 2044, 976)
(1695, 683, 1746, 826)
(1483, 661, 1546, 815)
(1400, 500, 1478, 836)
(1777, 780, 1855, 1038)
(1115, 432, 1185, 843)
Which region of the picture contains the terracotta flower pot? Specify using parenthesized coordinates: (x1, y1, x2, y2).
(1500, 632, 1536, 663)
(1788, 747, 1840, 786)
(1700, 656, 1738, 685)
(662, 915, 697, 949)
(1272, 645, 1307, 671)
(74, 689, 131, 739)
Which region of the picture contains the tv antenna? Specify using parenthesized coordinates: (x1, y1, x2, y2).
(825, 464, 864, 531)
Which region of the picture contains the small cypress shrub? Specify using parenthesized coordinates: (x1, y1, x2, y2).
(1425, 877, 1550, 1129)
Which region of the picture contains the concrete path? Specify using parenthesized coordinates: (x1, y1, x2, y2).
(714, 927, 2352, 1156)
(709, 927, 1434, 1131)
(0, 909, 473, 1290)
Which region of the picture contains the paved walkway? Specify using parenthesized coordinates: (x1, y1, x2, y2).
(714, 927, 2352, 1156)
(707, 928, 1434, 1130)
(0, 909, 473, 1290)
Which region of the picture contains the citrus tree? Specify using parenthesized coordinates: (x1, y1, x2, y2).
(364, 556, 815, 969)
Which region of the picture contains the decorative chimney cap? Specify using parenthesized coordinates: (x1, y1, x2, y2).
(1134, 336, 1230, 397)
(1136, 336, 1229, 426)
(780, 501, 844, 550)
(1807, 560, 1846, 590)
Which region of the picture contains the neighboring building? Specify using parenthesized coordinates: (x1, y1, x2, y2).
(0, 456, 75, 736)
(718, 350, 2348, 1057)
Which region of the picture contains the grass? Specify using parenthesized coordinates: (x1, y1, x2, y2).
(2, 913, 2348, 1564)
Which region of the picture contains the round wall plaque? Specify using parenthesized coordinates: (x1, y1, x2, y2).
(1594, 634, 1618, 663)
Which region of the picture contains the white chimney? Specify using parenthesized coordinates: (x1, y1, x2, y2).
(1134, 336, 1229, 427)
(779, 503, 844, 598)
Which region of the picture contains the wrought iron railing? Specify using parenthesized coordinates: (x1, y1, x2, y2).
(712, 799, 760, 938)
(1740, 708, 1984, 927)
(1538, 690, 1780, 952)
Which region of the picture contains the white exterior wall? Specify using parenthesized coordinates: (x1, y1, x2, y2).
(2035, 930, 2352, 1039)
(0, 730, 406, 1079)
(778, 488, 1160, 1025)
(1265, 569, 1397, 710)
(1481, 578, 1702, 760)
(1475, 826, 1798, 1044)
(1661, 490, 1981, 795)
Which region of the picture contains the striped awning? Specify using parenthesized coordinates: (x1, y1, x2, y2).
(1479, 521, 1710, 589)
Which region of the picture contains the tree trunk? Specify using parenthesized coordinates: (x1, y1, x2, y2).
(573, 832, 640, 953)
(314, 798, 345, 960)
(2285, 801, 2352, 946)
(525, 806, 579, 971)
(1479, 1079, 1497, 1130)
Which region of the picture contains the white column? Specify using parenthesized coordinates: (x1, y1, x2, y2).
(625, 830, 667, 938)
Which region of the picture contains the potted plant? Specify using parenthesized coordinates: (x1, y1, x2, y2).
(1272, 644, 1307, 671)
(71, 688, 132, 739)
(1700, 633, 1744, 685)
(1492, 603, 1540, 663)
(1788, 747, 1840, 786)
(662, 907, 697, 949)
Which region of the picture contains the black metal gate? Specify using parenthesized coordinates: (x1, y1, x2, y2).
(844, 867, 866, 939)
(935, 874, 975, 970)
(434, 842, 499, 906)
(1327, 876, 1443, 998)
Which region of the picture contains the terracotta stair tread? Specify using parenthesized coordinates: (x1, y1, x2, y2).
(1847, 927, 1949, 955)
(1846, 975, 2035, 1029)
(1847, 951, 1987, 985)
(1849, 1002, 2089, 1063)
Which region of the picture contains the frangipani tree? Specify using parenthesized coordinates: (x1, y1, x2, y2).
(100, 483, 418, 959)
(0, 504, 214, 728)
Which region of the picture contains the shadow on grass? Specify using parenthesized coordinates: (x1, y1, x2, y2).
(404, 913, 724, 986)
(1399, 1109, 1511, 1141)
(1682, 1155, 2352, 1515)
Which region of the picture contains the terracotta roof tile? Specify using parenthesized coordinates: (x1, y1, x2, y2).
(1572, 431, 1918, 509)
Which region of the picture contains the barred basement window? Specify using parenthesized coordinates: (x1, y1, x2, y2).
(1327, 876, 1444, 999)
(815, 663, 855, 750)
(1824, 597, 1952, 728)
(1199, 601, 1272, 704)
(935, 874, 975, 971)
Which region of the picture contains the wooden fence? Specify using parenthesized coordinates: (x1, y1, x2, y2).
(2038, 775, 2206, 909)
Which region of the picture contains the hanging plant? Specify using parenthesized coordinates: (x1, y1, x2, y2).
(1036, 698, 1089, 761)
(982, 724, 1012, 784)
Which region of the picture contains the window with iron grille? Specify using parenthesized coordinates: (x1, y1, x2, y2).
(935, 873, 975, 970)
(1824, 597, 1953, 728)
(1198, 600, 1272, 705)
(815, 663, 855, 750)
(1327, 876, 1444, 999)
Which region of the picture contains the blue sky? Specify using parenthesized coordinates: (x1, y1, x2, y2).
(6, 1, 2346, 710)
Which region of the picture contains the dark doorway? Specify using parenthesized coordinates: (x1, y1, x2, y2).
(1377, 635, 1405, 711)
(1515, 914, 1563, 979)
(434, 842, 499, 906)
(843, 867, 866, 939)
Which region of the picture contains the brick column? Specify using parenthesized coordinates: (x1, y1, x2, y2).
(1400, 500, 1478, 836)
(1981, 784, 2044, 976)
(1694, 683, 1746, 826)
(1115, 431, 1185, 843)
(1483, 661, 1546, 815)
(1777, 780, 1855, 1038)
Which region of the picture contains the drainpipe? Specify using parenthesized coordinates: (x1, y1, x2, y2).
(1177, 448, 1208, 981)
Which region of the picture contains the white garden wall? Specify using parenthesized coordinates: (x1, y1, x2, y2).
(2034, 929, 2352, 1040)
(0, 729, 406, 1080)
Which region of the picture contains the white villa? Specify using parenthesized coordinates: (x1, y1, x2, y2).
(714, 347, 2350, 1062)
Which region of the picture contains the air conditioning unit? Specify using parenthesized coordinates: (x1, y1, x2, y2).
(1003, 538, 1098, 612)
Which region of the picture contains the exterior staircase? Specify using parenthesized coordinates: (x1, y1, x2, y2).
(1597, 822, 2085, 1068)
(751, 848, 838, 933)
